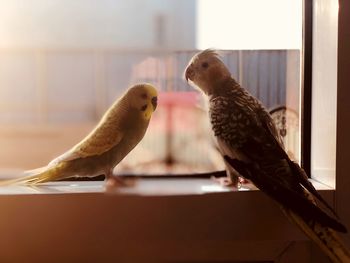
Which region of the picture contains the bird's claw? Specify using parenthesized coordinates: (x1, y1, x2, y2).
(105, 176, 135, 189)
(211, 176, 248, 189)
(211, 176, 240, 189)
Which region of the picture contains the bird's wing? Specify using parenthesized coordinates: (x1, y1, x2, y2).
(224, 156, 347, 233)
(210, 93, 345, 232)
(215, 91, 338, 216)
(257, 108, 339, 216)
(235, 107, 345, 231)
(49, 124, 124, 166)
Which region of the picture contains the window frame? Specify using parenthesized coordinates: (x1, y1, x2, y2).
(336, 0, 350, 240)
(301, 0, 313, 177)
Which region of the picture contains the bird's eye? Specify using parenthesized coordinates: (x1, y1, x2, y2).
(201, 62, 209, 69)
(141, 93, 148, 99)
(141, 104, 148, 111)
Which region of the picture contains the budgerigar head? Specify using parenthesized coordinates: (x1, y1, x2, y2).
(127, 83, 158, 120)
(185, 49, 231, 95)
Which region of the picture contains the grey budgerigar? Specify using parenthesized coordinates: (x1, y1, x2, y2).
(185, 49, 349, 263)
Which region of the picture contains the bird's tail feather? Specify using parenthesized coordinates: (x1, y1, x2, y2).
(283, 207, 350, 263)
(288, 159, 339, 218)
(0, 166, 57, 186)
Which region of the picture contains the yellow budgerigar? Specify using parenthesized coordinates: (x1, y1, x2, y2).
(1, 83, 158, 186)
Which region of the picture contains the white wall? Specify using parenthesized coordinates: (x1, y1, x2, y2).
(0, 0, 196, 49)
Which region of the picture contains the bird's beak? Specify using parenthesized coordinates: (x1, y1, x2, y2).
(151, 96, 158, 110)
(185, 65, 195, 82)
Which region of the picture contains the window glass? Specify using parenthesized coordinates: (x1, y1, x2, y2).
(0, 0, 302, 174)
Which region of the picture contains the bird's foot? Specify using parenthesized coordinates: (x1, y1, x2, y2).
(105, 176, 135, 189)
(211, 176, 247, 189)
(211, 176, 239, 189)
(239, 177, 250, 185)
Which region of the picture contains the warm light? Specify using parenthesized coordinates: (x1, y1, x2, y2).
(201, 185, 230, 193)
(196, 0, 302, 50)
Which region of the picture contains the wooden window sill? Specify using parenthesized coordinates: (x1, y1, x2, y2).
(0, 178, 333, 262)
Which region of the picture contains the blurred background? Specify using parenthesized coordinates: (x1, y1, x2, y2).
(0, 0, 302, 176)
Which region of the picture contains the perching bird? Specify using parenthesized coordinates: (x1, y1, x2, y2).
(185, 49, 350, 262)
(1, 83, 158, 186)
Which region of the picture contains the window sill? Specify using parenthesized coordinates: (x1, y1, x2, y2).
(311, 168, 336, 189)
(0, 178, 334, 262)
(0, 177, 333, 195)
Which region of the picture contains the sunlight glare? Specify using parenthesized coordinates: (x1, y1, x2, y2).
(196, 0, 302, 50)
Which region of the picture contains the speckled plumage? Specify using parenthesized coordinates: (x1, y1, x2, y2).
(185, 49, 350, 262)
(209, 78, 280, 150)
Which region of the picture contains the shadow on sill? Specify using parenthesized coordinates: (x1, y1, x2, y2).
(59, 170, 228, 181)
